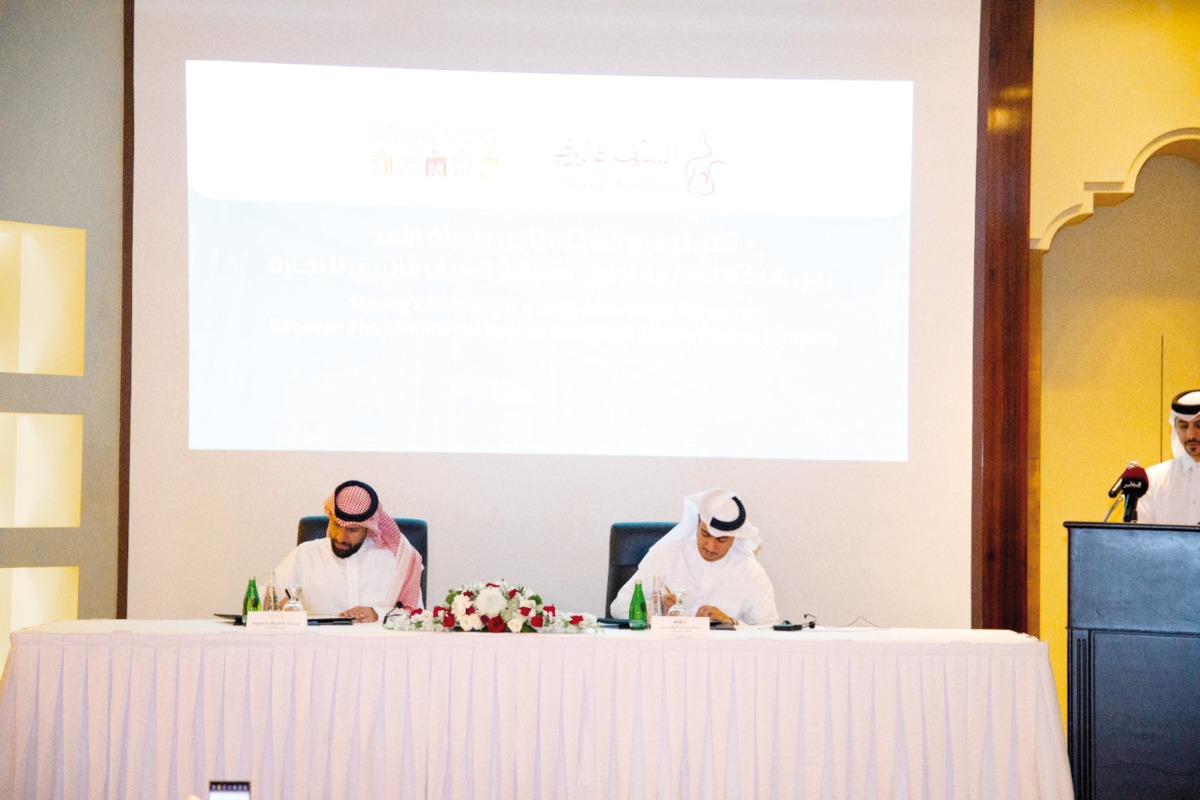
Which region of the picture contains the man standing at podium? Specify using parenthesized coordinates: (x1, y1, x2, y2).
(1139, 389, 1200, 525)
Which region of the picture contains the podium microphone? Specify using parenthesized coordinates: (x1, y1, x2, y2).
(1107, 461, 1139, 498)
(1120, 464, 1149, 523)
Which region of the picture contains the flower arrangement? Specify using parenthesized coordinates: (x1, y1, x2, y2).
(384, 579, 599, 634)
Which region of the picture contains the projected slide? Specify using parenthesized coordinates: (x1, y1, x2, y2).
(186, 61, 912, 460)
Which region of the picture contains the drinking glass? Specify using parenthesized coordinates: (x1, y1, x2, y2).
(667, 589, 688, 616)
(650, 574, 666, 617)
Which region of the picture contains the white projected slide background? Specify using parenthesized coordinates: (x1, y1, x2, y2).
(187, 62, 912, 460)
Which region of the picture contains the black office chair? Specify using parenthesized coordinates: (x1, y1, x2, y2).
(605, 521, 674, 616)
(297, 515, 428, 602)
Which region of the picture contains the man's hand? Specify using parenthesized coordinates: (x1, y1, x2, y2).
(661, 589, 679, 614)
(695, 605, 735, 625)
(340, 605, 378, 623)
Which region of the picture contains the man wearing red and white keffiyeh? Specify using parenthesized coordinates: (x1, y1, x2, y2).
(273, 480, 424, 622)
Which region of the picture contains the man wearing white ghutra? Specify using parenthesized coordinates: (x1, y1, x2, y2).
(613, 488, 779, 626)
(1139, 389, 1200, 526)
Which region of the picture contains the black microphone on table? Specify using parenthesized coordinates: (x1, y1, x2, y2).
(382, 600, 405, 626)
(1119, 463, 1149, 523)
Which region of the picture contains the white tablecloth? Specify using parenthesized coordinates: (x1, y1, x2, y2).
(0, 621, 1073, 800)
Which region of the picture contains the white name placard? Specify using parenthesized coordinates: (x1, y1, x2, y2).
(650, 615, 709, 636)
(245, 610, 308, 632)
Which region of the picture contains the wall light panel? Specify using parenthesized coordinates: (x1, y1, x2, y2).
(0, 412, 83, 527)
(0, 220, 85, 376)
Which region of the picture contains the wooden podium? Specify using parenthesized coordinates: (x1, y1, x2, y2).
(1066, 522, 1200, 800)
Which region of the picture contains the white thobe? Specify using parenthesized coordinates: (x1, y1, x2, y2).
(1139, 455, 1200, 526)
(274, 536, 421, 616)
(613, 536, 779, 625)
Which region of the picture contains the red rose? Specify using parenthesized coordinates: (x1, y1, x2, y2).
(530, 615, 544, 628)
(442, 613, 455, 628)
(570, 615, 584, 625)
(544, 605, 556, 617)
(508, 589, 518, 599)
(432, 606, 444, 618)
(486, 582, 499, 588)
(466, 605, 475, 616)
(487, 616, 506, 633)
(519, 606, 531, 616)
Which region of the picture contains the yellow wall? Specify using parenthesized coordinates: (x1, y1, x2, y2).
(1031, 1, 1200, 250)
(1033, 0, 1200, 724)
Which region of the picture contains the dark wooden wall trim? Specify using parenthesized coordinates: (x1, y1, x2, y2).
(973, 0, 1035, 631)
(118, 0, 134, 618)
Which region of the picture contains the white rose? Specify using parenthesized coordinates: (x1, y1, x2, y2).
(474, 586, 507, 617)
(460, 613, 484, 632)
(451, 593, 472, 618)
(507, 616, 526, 633)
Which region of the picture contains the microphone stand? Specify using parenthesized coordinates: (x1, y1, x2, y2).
(1102, 496, 1122, 523)
(1122, 493, 1140, 523)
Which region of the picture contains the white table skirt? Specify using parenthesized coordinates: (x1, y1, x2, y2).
(0, 621, 1073, 800)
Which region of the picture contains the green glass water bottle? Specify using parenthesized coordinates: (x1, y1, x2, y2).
(243, 576, 261, 619)
(629, 579, 648, 630)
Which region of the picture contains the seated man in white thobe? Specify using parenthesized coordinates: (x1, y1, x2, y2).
(613, 488, 779, 626)
(1139, 389, 1200, 525)
(274, 479, 423, 623)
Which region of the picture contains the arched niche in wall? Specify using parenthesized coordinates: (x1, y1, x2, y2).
(1039, 130, 1200, 441)
(1033, 128, 1200, 717)
(1033, 128, 1200, 254)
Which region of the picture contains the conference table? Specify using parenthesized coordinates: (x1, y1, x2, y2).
(0, 620, 1073, 800)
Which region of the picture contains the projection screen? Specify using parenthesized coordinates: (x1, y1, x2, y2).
(131, 0, 981, 626)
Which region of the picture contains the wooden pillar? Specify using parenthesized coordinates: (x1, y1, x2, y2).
(973, 0, 1035, 631)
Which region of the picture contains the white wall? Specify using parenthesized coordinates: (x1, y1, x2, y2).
(130, 0, 980, 626)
